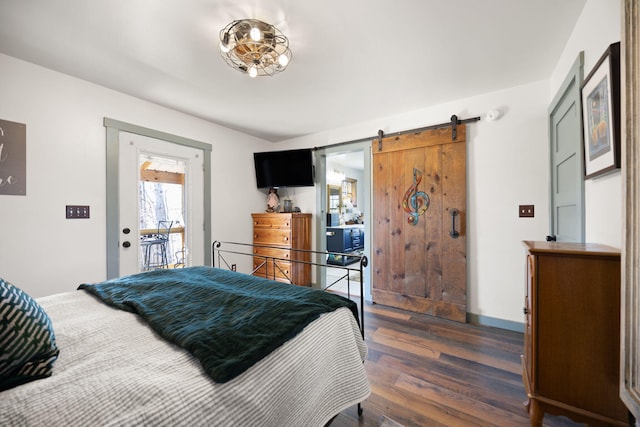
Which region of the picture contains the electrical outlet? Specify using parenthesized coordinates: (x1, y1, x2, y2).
(231, 264, 237, 272)
(66, 205, 90, 219)
(519, 204, 534, 218)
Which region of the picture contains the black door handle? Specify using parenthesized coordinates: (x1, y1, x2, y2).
(450, 208, 459, 239)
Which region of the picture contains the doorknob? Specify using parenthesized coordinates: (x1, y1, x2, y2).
(450, 208, 460, 239)
(122, 241, 131, 248)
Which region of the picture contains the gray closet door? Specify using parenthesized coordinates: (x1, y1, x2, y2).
(548, 53, 584, 242)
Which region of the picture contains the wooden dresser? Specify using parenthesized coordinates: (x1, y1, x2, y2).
(522, 241, 628, 426)
(252, 213, 311, 286)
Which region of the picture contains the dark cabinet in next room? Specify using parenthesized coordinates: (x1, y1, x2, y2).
(326, 225, 364, 265)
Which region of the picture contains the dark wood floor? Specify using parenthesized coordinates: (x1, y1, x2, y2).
(327, 297, 583, 427)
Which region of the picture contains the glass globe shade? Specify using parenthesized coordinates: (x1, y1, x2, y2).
(250, 27, 261, 41)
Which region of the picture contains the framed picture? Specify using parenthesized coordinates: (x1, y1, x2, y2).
(581, 42, 621, 179)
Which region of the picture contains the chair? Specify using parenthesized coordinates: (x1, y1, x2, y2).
(140, 220, 173, 270)
(173, 248, 187, 268)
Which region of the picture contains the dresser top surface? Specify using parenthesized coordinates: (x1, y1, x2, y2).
(252, 212, 311, 217)
(522, 240, 620, 256)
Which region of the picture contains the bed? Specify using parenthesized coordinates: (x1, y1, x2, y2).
(0, 251, 370, 426)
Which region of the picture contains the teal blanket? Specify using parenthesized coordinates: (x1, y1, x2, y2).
(78, 267, 358, 383)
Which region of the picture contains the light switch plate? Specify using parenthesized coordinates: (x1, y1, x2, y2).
(66, 205, 90, 219)
(519, 204, 534, 218)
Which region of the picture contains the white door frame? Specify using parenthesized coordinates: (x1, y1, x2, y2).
(104, 118, 212, 279)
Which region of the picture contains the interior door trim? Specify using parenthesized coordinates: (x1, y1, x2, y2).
(621, 0, 640, 419)
(104, 118, 212, 279)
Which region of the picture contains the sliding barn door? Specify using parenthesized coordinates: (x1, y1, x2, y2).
(372, 126, 466, 322)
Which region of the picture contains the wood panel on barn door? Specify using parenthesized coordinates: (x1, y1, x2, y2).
(372, 126, 466, 322)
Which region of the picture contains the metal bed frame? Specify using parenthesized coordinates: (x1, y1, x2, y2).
(211, 240, 368, 339)
(212, 240, 369, 416)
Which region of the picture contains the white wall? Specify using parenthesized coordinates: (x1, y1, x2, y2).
(0, 53, 267, 298)
(550, 0, 622, 248)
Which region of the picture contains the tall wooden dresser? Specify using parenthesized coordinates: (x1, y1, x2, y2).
(521, 241, 628, 426)
(252, 213, 312, 286)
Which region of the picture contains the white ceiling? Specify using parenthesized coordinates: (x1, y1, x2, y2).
(0, 0, 586, 142)
(329, 152, 365, 172)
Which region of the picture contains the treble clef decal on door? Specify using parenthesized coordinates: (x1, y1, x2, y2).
(402, 168, 430, 225)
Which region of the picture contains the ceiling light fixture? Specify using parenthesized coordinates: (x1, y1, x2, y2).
(218, 19, 292, 78)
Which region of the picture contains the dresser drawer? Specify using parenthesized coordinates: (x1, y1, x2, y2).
(253, 229, 292, 246)
(253, 214, 292, 229)
(253, 258, 292, 282)
(253, 246, 291, 261)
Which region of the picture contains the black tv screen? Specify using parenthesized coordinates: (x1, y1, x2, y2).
(254, 149, 315, 188)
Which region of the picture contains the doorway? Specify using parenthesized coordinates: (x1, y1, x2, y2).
(315, 143, 372, 301)
(104, 118, 212, 279)
(325, 152, 365, 296)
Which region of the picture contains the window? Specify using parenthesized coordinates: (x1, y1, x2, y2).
(139, 156, 186, 269)
(342, 178, 357, 207)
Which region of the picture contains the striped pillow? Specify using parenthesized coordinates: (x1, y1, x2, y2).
(0, 278, 59, 391)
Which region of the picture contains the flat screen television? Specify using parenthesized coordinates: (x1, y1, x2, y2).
(253, 149, 315, 188)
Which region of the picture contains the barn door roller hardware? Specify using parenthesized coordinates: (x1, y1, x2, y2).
(375, 115, 480, 151)
(314, 115, 480, 152)
(451, 115, 459, 140)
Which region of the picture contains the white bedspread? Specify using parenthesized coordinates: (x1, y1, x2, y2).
(0, 291, 370, 426)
